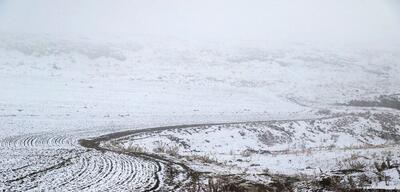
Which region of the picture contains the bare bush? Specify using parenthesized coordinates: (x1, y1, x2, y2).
(153, 142, 179, 156)
(125, 145, 145, 153)
(357, 173, 372, 187)
(348, 160, 366, 170)
(185, 154, 218, 164)
(103, 142, 146, 153)
(187, 176, 254, 192)
(207, 177, 245, 192)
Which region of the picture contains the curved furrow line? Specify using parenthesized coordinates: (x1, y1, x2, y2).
(0, 129, 166, 191)
(0, 137, 12, 148)
(74, 154, 107, 190)
(120, 157, 137, 186)
(61, 155, 100, 191)
(0, 133, 78, 149)
(45, 150, 159, 191)
(113, 155, 129, 185)
(25, 136, 34, 147)
(52, 154, 90, 189)
(88, 154, 113, 189)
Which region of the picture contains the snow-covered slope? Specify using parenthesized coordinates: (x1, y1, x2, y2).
(1, 34, 399, 136)
(0, 34, 399, 191)
(111, 108, 400, 190)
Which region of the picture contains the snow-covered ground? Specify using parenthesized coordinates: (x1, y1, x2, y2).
(1, 34, 399, 136)
(109, 108, 400, 190)
(1, 33, 400, 191)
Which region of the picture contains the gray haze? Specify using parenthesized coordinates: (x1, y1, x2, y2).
(0, 0, 399, 44)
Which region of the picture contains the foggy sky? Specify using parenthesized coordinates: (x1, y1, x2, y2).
(0, 0, 399, 44)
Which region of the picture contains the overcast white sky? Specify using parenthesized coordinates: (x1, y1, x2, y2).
(0, 0, 399, 44)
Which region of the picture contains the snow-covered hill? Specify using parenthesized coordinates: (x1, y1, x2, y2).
(1, 34, 399, 136)
(1, 34, 399, 191)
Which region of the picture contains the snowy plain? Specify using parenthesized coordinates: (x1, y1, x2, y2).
(0, 33, 400, 190)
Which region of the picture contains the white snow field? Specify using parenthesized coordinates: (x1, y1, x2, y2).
(0, 33, 400, 191)
(114, 108, 400, 190)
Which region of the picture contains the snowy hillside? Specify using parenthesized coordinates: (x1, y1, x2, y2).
(1, 34, 399, 136)
(0, 33, 399, 191)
